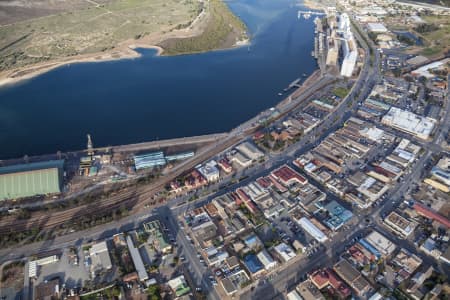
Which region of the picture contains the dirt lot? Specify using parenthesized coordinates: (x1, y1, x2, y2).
(0, 261, 25, 297)
(0, 0, 201, 72)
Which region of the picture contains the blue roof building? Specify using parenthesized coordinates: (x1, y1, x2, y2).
(324, 200, 353, 231)
(134, 152, 166, 170)
(244, 254, 264, 274)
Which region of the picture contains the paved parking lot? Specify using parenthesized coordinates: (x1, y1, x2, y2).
(35, 248, 90, 289)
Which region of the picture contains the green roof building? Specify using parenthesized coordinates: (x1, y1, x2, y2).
(143, 220, 172, 254)
(0, 160, 64, 200)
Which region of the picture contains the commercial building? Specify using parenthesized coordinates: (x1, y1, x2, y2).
(298, 217, 328, 243)
(230, 152, 252, 167)
(271, 165, 308, 186)
(333, 259, 372, 296)
(413, 202, 450, 228)
(126, 235, 149, 282)
(382, 107, 436, 140)
(295, 280, 325, 300)
(338, 13, 358, 77)
(243, 254, 264, 276)
(273, 242, 296, 262)
(367, 23, 388, 33)
(391, 248, 422, 283)
(440, 247, 450, 265)
(384, 211, 417, 238)
(365, 231, 396, 257)
(323, 201, 353, 231)
(89, 241, 112, 274)
(287, 290, 302, 300)
(168, 275, 191, 297)
(197, 160, 220, 182)
(430, 157, 450, 187)
(309, 269, 351, 298)
(143, 220, 172, 254)
(0, 160, 64, 200)
(257, 249, 277, 271)
(420, 238, 442, 258)
(134, 152, 166, 170)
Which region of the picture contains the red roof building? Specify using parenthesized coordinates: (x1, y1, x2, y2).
(256, 177, 272, 189)
(218, 159, 233, 173)
(271, 165, 308, 187)
(310, 269, 351, 299)
(413, 202, 450, 228)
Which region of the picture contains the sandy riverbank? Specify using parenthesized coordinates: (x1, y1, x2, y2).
(0, 47, 142, 88)
(0, 0, 244, 88)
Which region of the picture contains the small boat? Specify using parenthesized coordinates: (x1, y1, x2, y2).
(302, 73, 307, 77)
(278, 92, 283, 96)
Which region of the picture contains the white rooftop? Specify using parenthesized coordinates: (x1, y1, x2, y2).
(367, 23, 388, 32)
(274, 243, 296, 262)
(366, 231, 396, 256)
(382, 107, 436, 139)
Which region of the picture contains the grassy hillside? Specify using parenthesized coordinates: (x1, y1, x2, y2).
(158, 0, 248, 55)
(0, 0, 200, 72)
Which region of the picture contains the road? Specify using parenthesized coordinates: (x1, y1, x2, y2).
(1, 5, 449, 300)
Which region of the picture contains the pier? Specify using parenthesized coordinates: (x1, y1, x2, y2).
(297, 10, 326, 19)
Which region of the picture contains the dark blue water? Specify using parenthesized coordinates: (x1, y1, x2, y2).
(0, 0, 317, 159)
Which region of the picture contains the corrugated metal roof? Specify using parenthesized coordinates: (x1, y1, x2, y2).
(0, 162, 63, 200)
(0, 160, 64, 175)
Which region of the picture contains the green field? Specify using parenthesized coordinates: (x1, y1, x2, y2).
(0, 0, 201, 72)
(158, 0, 248, 55)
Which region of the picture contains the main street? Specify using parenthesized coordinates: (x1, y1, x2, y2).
(1, 5, 448, 300)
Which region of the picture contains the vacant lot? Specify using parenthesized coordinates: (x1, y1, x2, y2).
(417, 15, 450, 57)
(0, 0, 201, 72)
(0, 261, 25, 297)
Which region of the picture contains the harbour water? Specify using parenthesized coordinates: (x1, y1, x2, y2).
(0, 0, 318, 159)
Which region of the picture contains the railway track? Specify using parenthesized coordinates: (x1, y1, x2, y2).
(0, 135, 242, 235)
(0, 75, 336, 236)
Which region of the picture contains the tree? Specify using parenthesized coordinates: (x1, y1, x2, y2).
(147, 285, 161, 300)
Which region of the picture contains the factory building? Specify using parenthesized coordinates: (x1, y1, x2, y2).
(134, 151, 166, 170)
(166, 151, 194, 161)
(0, 160, 64, 200)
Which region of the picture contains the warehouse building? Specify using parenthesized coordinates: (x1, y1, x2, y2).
(0, 160, 64, 201)
(126, 235, 149, 282)
(298, 217, 328, 243)
(236, 142, 264, 160)
(89, 241, 112, 274)
(382, 107, 436, 140)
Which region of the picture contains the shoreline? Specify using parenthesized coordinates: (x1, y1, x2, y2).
(0, 0, 249, 89)
(0, 47, 142, 88)
(0, 62, 319, 162)
(0, 38, 251, 88)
